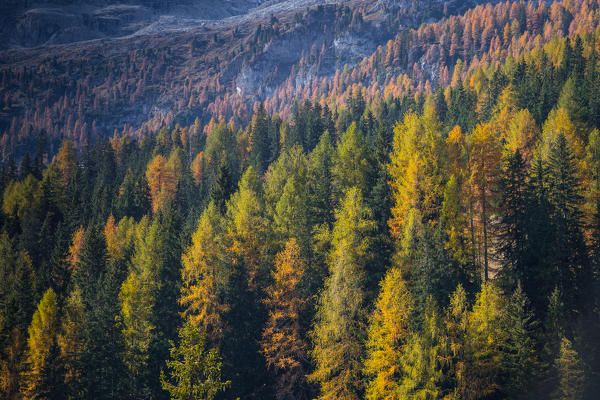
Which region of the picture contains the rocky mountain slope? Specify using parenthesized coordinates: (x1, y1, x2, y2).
(0, 0, 529, 159)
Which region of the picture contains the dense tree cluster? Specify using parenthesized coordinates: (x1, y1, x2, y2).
(1, 2, 600, 400)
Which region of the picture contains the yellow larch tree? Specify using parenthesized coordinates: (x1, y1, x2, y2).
(261, 238, 311, 400)
(146, 154, 178, 214)
(180, 202, 229, 346)
(364, 267, 412, 400)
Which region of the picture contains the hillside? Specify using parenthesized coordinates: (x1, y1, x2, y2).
(1, 0, 600, 399)
(0, 0, 494, 160)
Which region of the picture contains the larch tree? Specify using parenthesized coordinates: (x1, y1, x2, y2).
(104, 214, 136, 262)
(364, 267, 412, 400)
(553, 337, 585, 400)
(21, 288, 60, 400)
(58, 287, 85, 399)
(225, 166, 270, 290)
(180, 202, 229, 346)
(160, 320, 230, 400)
(309, 187, 375, 400)
(120, 207, 183, 399)
(261, 238, 312, 400)
(268, 146, 312, 257)
(119, 218, 156, 399)
(441, 175, 471, 266)
(468, 122, 502, 281)
(445, 284, 469, 399)
(54, 140, 77, 187)
(464, 282, 506, 399)
(397, 299, 447, 400)
(146, 154, 178, 214)
(388, 113, 445, 239)
(332, 122, 370, 200)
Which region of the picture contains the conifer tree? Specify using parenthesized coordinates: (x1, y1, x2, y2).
(160, 320, 230, 400)
(524, 155, 555, 315)
(58, 287, 85, 399)
(249, 103, 271, 174)
(261, 239, 312, 400)
(465, 283, 505, 399)
(364, 267, 412, 400)
(308, 132, 335, 228)
(445, 284, 469, 399)
(146, 154, 178, 214)
(225, 167, 270, 290)
(332, 122, 370, 199)
(55, 140, 78, 187)
(441, 175, 471, 267)
(502, 284, 538, 398)
(73, 227, 125, 399)
(309, 187, 375, 400)
(397, 299, 447, 399)
(21, 288, 60, 400)
(119, 220, 155, 399)
(469, 122, 502, 281)
(180, 202, 229, 346)
(209, 163, 234, 215)
(547, 133, 590, 314)
(388, 113, 444, 239)
(497, 149, 528, 291)
(0, 233, 35, 400)
(553, 337, 585, 400)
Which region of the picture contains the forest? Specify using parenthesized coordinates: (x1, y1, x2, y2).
(1, 1, 600, 400)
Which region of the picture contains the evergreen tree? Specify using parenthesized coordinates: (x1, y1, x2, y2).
(0, 233, 34, 399)
(502, 284, 538, 398)
(221, 250, 269, 399)
(249, 104, 271, 174)
(209, 163, 234, 215)
(308, 132, 335, 228)
(73, 227, 125, 399)
(410, 227, 462, 321)
(524, 156, 555, 316)
(547, 133, 590, 314)
(497, 149, 529, 292)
